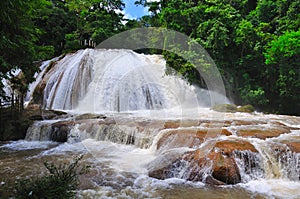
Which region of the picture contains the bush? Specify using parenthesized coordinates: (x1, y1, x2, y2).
(14, 155, 89, 199)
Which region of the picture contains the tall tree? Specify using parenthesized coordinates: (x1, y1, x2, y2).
(0, 0, 52, 99)
(136, 0, 300, 114)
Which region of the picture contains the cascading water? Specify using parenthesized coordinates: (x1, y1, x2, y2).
(26, 49, 227, 112)
(1, 49, 300, 198)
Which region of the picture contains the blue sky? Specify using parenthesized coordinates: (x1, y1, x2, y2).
(123, 0, 148, 19)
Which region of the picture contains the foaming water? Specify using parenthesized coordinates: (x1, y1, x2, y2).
(240, 179, 300, 199)
(0, 140, 58, 151)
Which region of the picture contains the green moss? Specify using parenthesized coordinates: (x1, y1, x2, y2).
(211, 104, 237, 113)
(237, 105, 255, 113)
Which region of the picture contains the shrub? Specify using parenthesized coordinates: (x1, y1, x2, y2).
(14, 155, 89, 199)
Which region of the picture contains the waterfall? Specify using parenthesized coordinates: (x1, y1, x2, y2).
(27, 49, 228, 112)
(14, 49, 299, 198)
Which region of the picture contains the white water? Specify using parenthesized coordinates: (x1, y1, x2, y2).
(26, 49, 228, 112)
(1, 49, 300, 198)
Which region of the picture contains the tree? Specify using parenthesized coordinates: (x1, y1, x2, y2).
(135, 0, 300, 114)
(264, 31, 300, 114)
(0, 0, 52, 100)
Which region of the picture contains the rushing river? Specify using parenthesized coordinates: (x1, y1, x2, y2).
(1, 49, 300, 198)
(1, 110, 300, 199)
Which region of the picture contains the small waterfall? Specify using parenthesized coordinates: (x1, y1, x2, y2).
(24, 117, 163, 149)
(234, 150, 265, 182)
(25, 121, 54, 141)
(233, 139, 300, 182)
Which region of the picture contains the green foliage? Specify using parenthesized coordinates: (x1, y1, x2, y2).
(263, 30, 300, 114)
(240, 86, 269, 106)
(14, 155, 89, 199)
(1, 0, 299, 115)
(138, 0, 300, 115)
(265, 31, 300, 64)
(0, 0, 126, 101)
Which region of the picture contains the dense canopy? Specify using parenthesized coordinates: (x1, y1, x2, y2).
(0, 0, 299, 115)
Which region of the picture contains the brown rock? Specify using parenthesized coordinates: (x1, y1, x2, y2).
(149, 139, 258, 185)
(214, 140, 258, 154)
(164, 120, 180, 129)
(157, 128, 232, 151)
(211, 152, 241, 184)
(237, 128, 290, 139)
(284, 142, 300, 153)
(164, 120, 200, 129)
(188, 150, 242, 184)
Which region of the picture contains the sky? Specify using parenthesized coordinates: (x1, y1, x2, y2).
(123, 0, 149, 19)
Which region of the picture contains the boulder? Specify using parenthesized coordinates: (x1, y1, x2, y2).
(237, 105, 255, 113)
(74, 113, 106, 120)
(149, 140, 257, 185)
(214, 140, 258, 154)
(211, 152, 241, 184)
(211, 104, 237, 113)
(51, 121, 75, 142)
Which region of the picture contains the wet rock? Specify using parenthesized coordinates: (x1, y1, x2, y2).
(164, 120, 180, 129)
(237, 105, 255, 113)
(156, 128, 231, 151)
(283, 142, 300, 153)
(148, 167, 171, 180)
(214, 140, 258, 154)
(75, 113, 106, 120)
(164, 120, 200, 129)
(29, 114, 44, 120)
(25, 107, 68, 120)
(237, 128, 290, 139)
(205, 175, 226, 185)
(211, 152, 241, 184)
(51, 121, 75, 142)
(211, 104, 237, 113)
(149, 139, 258, 185)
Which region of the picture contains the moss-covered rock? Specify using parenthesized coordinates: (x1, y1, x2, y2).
(212, 104, 255, 113)
(211, 104, 237, 113)
(237, 105, 255, 113)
